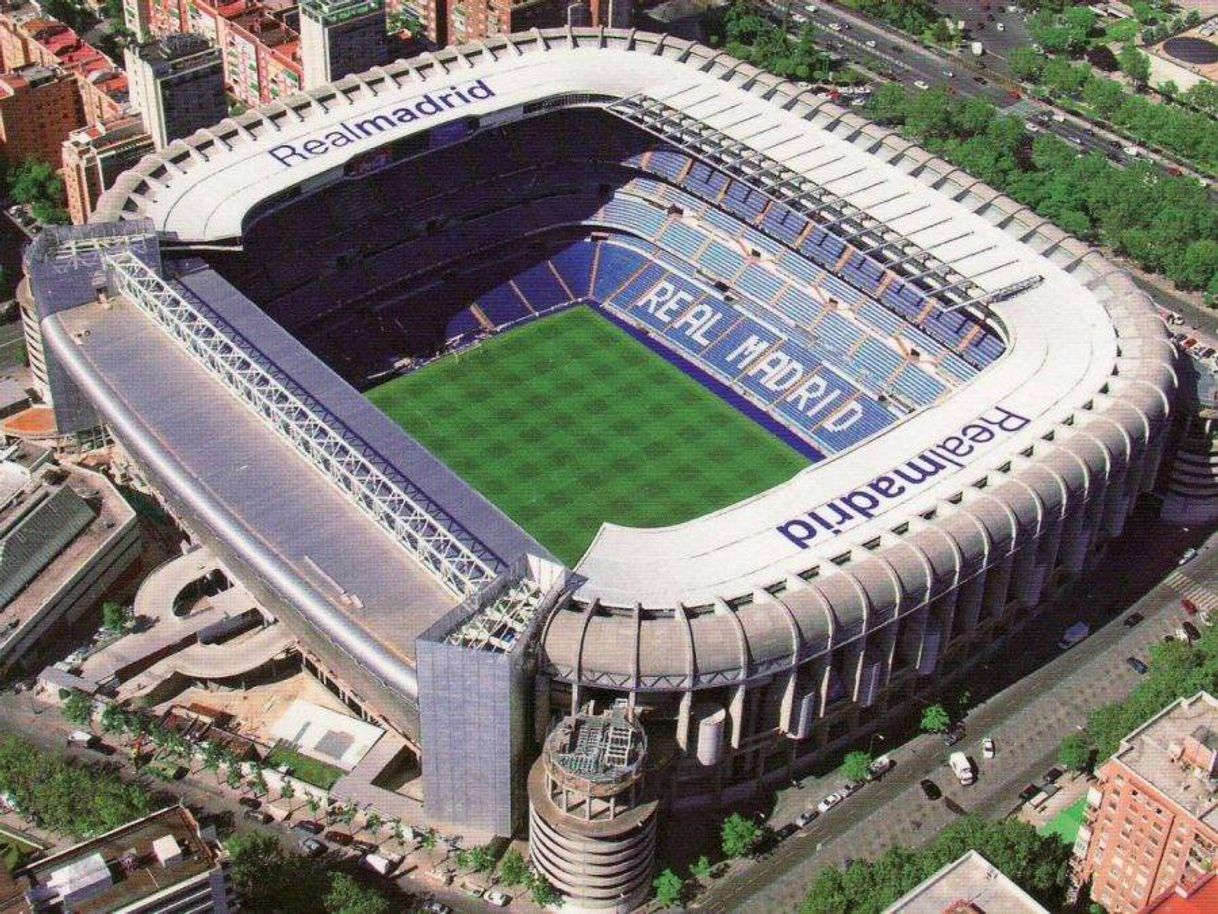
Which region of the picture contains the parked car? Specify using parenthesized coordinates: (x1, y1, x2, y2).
(982, 737, 995, 759)
(1124, 612, 1144, 628)
(292, 820, 324, 835)
(867, 754, 894, 780)
(422, 902, 453, 914)
(350, 839, 379, 855)
(1043, 766, 1065, 784)
(1183, 620, 1202, 642)
(794, 809, 818, 829)
(323, 831, 353, 846)
(237, 797, 261, 810)
(920, 779, 941, 800)
(243, 809, 273, 824)
(913, 80, 930, 90)
(1183, 598, 1198, 615)
(816, 792, 843, 813)
(485, 892, 511, 908)
(943, 726, 965, 747)
(1180, 547, 1200, 565)
(299, 837, 325, 858)
(1057, 621, 1090, 650)
(1019, 783, 1040, 802)
(841, 779, 863, 796)
(1024, 121, 1040, 133)
(1126, 656, 1149, 675)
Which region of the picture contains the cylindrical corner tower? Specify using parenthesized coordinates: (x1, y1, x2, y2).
(527, 704, 657, 913)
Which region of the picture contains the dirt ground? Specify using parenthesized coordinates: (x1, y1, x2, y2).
(157, 671, 351, 746)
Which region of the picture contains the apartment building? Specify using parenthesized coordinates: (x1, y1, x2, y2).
(299, 0, 385, 88)
(124, 34, 226, 148)
(0, 65, 85, 167)
(1074, 692, 1218, 913)
(61, 116, 154, 224)
(0, 13, 127, 124)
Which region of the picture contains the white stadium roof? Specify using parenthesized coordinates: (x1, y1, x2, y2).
(95, 28, 1175, 614)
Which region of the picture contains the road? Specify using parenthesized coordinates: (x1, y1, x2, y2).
(693, 513, 1217, 912)
(773, 0, 1201, 176)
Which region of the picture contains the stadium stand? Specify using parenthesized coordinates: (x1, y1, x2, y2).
(203, 108, 1005, 458)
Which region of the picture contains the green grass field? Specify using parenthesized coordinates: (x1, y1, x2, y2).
(265, 745, 343, 790)
(367, 306, 808, 564)
(1039, 796, 1086, 846)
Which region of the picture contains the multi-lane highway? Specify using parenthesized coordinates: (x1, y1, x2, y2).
(770, 0, 1201, 176)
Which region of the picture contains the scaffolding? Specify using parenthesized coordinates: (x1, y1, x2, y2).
(444, 574, 546, 653)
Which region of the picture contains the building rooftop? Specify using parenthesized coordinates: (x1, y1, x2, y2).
(882, 850, 1049, 914)
(14, 806, 218, 914)
(135, 32, 215, 63)
(1113, 692, 1218, 830)
(0, 64, 63, 93)
(1140, 871, 1218, 913)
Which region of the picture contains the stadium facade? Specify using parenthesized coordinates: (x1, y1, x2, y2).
(20, 28, 1177, 911)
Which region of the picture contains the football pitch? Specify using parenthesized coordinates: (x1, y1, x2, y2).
(367, 306, 809, 565)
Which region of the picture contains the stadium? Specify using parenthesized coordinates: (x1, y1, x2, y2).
(21, 27, 1177, 910)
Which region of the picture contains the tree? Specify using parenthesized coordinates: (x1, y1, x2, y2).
(920, 703, 951, 734)
(841, 750, 874, 782)
(653, 868, 684, 908)
(1010, 47, 1047, 83)
(1058, 732, 1093, 772)
(1118, 44, 1151, 88)
(419, 829, 437, 850)
(101, 601, 132, 632)
(466, 845, 494, 873)
(99, 704, 127, 734)
(365, 812, 382, 832)
(690, 854, 713, 880)
(799, 816, 1072, 913)
(324, 873, 389, 914)
(721, 812, 761, 859)
(528, 872, 560, 907)
(61, 691, 93, 727)
(7, 158, 68, 224)
(498, 849, 529, 887)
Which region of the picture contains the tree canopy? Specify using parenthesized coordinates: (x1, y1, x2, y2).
(841, 750, 874, 782)
(920, 703, 951, 734)
(864, 84, 1218, 296)
(800, 816, 1072, 914)
(721, 812, 762, 859)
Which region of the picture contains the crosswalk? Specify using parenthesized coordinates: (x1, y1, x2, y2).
(1164, 570, 1218, 611)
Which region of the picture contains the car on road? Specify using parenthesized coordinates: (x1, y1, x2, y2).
(1051, 113, 1066, 123)
(794, 809, 818, 829)
(1201, 347, 1216, 360)
(1183, 598, 1198, 615)
(973, 75, 987, 84)
(1183, 620, 1202, 642)
(913, 80, 929, 90)
(292, 820, 324, 835)
(1057, 621, 1090, 650)
(816, 792, 843, 813)
(920, 779, 941, 800)
(868, 754, 894, 780)
(1043, 765, 1065, 784)
(243, 809, 273, 824)
(1127, 656, 1149, 675)
(421, 902, 453, 914)
(299, 837, 325, 857)
(982, 737, 995, 759)
(865, 38, 876, 47)
(942, 69, 954, 78)
(827, 21, 841, 31)
(486, 891, 511, 908)
(1180, 547, 1199, 565)
(1024, 121, 1040, 133)
(238, 797, 261, 810)
(323, 830, 353, 846)
(1019, 783, 1040, 802)
(841, 779, 863, 796)
(1124, 612, 1144, 628)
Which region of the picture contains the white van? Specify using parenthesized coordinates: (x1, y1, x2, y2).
(949, 752, 976, 786)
